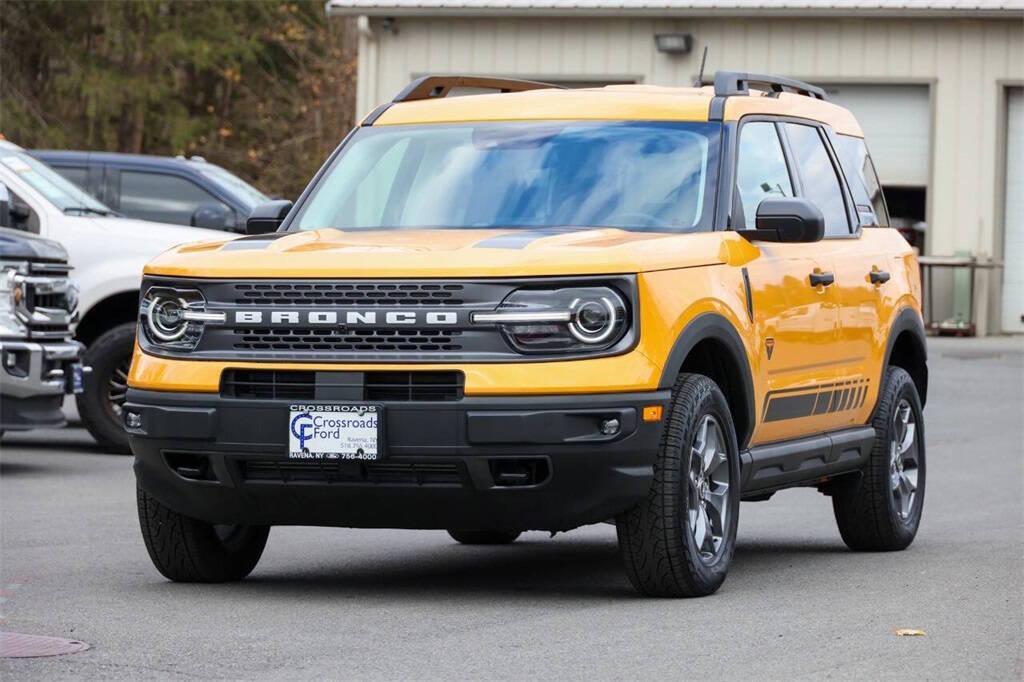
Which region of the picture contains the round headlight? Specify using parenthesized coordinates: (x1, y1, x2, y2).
(569, 296, 618, 344)
(146, 296, 189, 341)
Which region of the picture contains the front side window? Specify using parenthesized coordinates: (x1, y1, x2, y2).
(835, 134, 889, 227)
(294, 121, 720, 233)
(120, 171, 235, 228)
(784, 123, 851, 237)
(198, 164, 269, 209)
(735, 122, 794, 229)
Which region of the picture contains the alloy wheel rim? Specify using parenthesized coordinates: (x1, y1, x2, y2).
(687, 414, 730, 563)
(889, 399, 920, 520)
(106, 357, 131, 419)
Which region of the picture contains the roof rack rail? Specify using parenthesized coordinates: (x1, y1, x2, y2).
(713, 71, 828, 101)
(392, 75, 565, 103)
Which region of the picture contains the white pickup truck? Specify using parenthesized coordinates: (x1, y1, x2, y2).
(0, 140, 221, 451)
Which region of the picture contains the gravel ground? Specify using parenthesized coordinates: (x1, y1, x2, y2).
(1, 336, 1021, 680)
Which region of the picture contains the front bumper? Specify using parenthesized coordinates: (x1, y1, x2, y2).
(126, 387, 669, 532)
(0, 339, 84, 431)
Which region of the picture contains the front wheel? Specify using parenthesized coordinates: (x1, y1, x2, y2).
(616, 373, 741, 598)
(831, 367, 926, 551)
(137, 488, 269, 582)
(77, 322, 136, 453)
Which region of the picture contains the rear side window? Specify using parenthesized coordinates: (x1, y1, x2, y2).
(53, 166, 89, 192)
(835, 135, 889, 227)
(735, 122, 794, 229)
(784, 123, 851, 237)
(120, 171, 234, 228)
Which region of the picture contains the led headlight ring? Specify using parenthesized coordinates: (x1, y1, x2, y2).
(568, 296, 618, 344)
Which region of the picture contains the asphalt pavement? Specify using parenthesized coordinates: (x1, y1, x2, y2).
(1, 337, 1021, 680)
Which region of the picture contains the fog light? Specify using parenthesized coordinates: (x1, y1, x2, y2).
(125, 411, 143, 429)
(599, 418, 620, 436)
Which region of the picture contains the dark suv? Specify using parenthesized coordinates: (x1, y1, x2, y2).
(30, 151, 269, 233)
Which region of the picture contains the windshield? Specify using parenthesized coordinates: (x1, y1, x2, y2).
(294, 121, 720, 233)
(0, 149, 114, 214)
(198, 164, 269, 208)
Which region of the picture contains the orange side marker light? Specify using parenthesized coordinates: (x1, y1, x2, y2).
(642, 405, 663, 422)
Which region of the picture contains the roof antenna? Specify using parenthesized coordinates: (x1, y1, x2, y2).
(695, 46, 709, 87)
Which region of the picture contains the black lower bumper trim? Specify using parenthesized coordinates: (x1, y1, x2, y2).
(127, 388, 669, 531)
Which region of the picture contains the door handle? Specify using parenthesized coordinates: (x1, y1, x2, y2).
(870, 270, 891, 285)
(809, 272, 835, 288)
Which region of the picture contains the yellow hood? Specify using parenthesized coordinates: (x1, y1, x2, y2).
(144, 228, 734, 278)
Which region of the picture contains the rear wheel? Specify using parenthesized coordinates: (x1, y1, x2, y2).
(447, 530, 521, 545)
(832, 367, 926, 551)
(616, 373, 741, 598)
(77, 322, 135, 453)
(137, 487, 269, 582)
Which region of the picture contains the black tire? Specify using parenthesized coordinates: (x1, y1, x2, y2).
(77, 322, 135, 453)
(447, 530, 521, 545)
(137, 487, 269, 582)
(616, 373, 741, 598)
(832, 367, 926, 551)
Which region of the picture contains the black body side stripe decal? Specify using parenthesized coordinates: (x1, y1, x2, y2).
(762, 378, 870, 423)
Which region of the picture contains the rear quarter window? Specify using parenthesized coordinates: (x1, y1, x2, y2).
(835, 135, 889, 227)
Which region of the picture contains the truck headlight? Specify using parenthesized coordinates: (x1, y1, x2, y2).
(0, 264, 27, 338)
(140, 286, 223, 351)
(472, 286, 630, 354)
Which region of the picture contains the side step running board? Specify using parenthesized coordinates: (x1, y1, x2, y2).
(739, 426, 875, 497)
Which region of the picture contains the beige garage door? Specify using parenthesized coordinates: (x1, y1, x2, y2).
(823, 84, 932, 188)
(1002, 87, 1024, 334)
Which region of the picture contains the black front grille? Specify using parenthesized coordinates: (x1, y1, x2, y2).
(233, 282, 465, 306)
(231, 328, 464, 353)
(242, 460, 464, 486)
(221, 369, 464, 402)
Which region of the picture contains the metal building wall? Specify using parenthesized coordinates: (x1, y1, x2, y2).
(355, 16, 1024, 333)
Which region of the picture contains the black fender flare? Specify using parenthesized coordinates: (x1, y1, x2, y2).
(658, 312, 756, 449)
(879, 306, 929, 407)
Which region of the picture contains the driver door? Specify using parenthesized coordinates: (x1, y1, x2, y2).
(735, 120, 843, 445)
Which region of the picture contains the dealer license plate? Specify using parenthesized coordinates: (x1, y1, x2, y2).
(287, 404, 381, 460)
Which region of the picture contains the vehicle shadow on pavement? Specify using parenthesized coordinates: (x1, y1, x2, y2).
(0, 430, 125, 457)
(145, 534, 856, 601)
(233, 535, 637, 600)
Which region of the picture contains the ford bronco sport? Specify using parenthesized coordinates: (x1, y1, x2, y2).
(126, 73, 928, 597)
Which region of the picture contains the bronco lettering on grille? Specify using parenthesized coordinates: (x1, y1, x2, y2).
(228, 310, 461, 326)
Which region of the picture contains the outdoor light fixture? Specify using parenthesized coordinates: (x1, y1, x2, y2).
(654, 33, 694, 55)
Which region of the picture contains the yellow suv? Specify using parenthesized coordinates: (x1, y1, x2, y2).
(127, 72, 928, 597)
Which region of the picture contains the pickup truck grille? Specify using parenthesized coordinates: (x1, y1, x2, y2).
(15, 262, 76, 340)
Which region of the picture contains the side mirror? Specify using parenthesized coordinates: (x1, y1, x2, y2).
(246, 200, 293, 235)
(740, 198, 825, 243)
(191, 203, 232, 230)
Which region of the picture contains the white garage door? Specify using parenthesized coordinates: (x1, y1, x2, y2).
(1001, 87, 1024, 334)
(823, 84, 931, 187)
